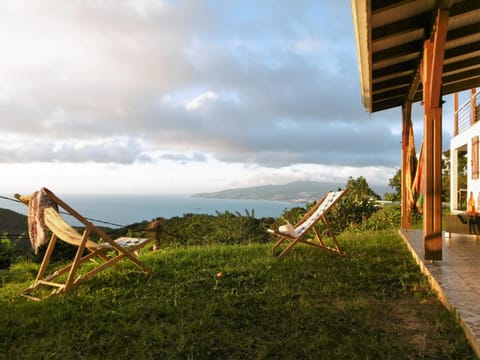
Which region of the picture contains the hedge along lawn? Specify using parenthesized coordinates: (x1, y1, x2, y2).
(0, 230, 476, 359)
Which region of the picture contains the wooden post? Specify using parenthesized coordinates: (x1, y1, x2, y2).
(451, 93, 459, 210)
(401, 102, 412, 229)
(422, 9, 448, 261)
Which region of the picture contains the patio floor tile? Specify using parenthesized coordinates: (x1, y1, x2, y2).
(401, 230, 480, 358)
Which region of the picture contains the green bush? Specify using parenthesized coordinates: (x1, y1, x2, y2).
(270, 179, 385, 240)
(327, 194, 380, 233)
(0, 234, 16, 269)
(346, 205, 401, 232)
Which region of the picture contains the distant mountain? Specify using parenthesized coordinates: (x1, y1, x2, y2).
(0, 208, 31, 252)
(0, 208, 28, 236)
(193, 181, 391, 203)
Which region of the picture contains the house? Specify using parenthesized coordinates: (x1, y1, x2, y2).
(351, 0, 480, 260)
(450, 89, 480, 212)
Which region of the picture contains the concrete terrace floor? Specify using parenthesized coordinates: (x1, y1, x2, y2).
(400, 229, 480, 358)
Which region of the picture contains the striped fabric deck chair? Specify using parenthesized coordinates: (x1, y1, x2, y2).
(267, 189, 346, 258)
(15, 188, 154, 301)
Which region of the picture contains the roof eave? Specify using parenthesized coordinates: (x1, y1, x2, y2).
(351, 0, 373, 113)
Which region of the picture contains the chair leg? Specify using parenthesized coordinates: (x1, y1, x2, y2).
(35, 234, 58, 282)
(322, 215, 344, 255)
(64, 228, 91, 292)
(21, 234, 58, 298)
(276, 219, 343, 258)
(312, 226, 325, 248)
(277, 239, 301, 259)
(272, 236, 287, 251)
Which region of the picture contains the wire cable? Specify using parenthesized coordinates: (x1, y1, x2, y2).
(0, 195, 125, 228)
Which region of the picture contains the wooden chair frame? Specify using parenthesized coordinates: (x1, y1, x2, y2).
(268, 190, 346, 258)
(15, 188, 154, 301)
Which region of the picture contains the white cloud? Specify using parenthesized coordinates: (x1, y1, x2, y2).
(0, 160, 395, 196)
(290, 37, 323, 54)
(0, 135, 146, 163)
(185, 91, 218, 111)
(0, 0, 443, 194)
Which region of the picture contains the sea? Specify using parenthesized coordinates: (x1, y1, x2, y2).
(1, 194, 300, 228)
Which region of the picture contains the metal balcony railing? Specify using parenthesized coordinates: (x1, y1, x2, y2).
(456, 91, 480, 135)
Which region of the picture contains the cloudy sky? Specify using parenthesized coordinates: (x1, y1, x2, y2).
(0, 0, 458, 195)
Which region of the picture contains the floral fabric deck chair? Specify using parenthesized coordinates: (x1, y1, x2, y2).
(267, 190, 347, 258)
(15, 187, 154, 301)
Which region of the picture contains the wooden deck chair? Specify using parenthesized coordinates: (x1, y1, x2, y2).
(267, 190, 347, 258)
(15, 188, 154, 301)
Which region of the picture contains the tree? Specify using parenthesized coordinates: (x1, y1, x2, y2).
(385, 150, 457, 204)
(385, 168, 401, 201)
(448, 149, 468, 208)
(323, 177, 381, 233)
(345, 176, 380, 200)
(0, 233, 13, 269)
(442, 149, 468, 204)
(442, 150, 450, 203)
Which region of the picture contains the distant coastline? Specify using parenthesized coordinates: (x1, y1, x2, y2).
(0, 181, 390, 230)
(192, 180, 390, 203)
(0, 194, 297, 229)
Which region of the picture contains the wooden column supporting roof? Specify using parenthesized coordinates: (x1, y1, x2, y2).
(401, 102, 413, 230)
(422, 9, 449, 260)
(351, 0, 480, 261)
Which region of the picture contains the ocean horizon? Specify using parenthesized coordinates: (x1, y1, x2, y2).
(1, 194, 300, 228)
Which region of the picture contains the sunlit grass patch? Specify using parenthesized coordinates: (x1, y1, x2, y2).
(0, 231, 476, 359)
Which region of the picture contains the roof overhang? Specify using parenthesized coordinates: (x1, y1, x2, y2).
(351, 0, 480, 113)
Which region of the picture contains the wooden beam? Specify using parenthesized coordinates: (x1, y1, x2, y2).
(373, 87, 409, 101)
(401, 101, 413, 229)
(444, 41, 480, 60)
(372, 0, 416, 14)
(449, 0, 480, 17)
(443, 56, 480, 75)
(429, 10, 448, 108)
(372, 13, 429, 41)
(372, 39, 423, 63)
(373, 74, 412, 92)
(406, 57, 422, 104)
(372, 96, 410, 113)
(442, 78, 480, 97)
(372, 0, 474, 41)
(373, 59, 417, 79)
(422, 9, 449, 261)
(351, 0, 372, 112)
(443, 68, 480, 85)
(446, 21, 480, 42)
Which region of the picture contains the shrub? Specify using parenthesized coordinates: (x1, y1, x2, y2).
(346, 205, 401, 232)
(0, 234, 14, 269)
(325, 192, 380, 234)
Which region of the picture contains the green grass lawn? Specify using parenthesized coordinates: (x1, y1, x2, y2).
(0, 230, 476, 359)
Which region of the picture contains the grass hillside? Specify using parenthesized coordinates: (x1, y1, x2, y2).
(0, 230, 475, 359)
(0, 208, 27, 236)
